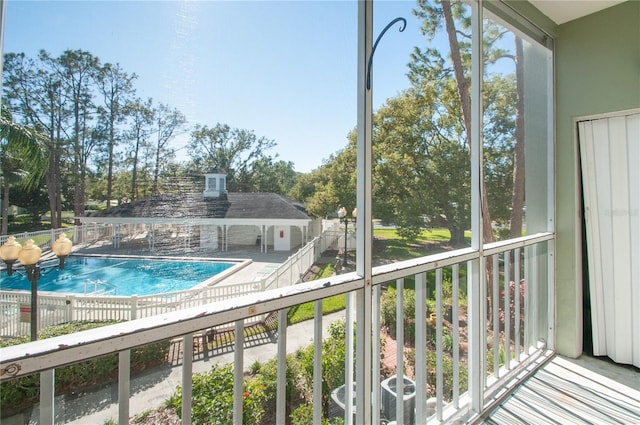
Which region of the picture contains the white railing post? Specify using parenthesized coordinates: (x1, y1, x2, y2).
(531, 244, 539, 348)
(131, 296, 137, 320)
(313, 300, 323, 425)
(65, 295, 72, 322)
(415, 272, 427, 422)
(356, 284, 373, 425)
(118, 350, 131, 424)
(504, 251, 511, 371)
(468, 258, 483, 413)
(547, 240, 556, 350)
(233, 320, 244, 425)
(372, 285, 381, 425)
(345, 293, 354, 423)
(182, 334, 193, 425)
(276, 309, 288, 425)
(396, 278, 405, 424)
(40, 369, 55, 424)
(436, 268, 444, 421)
(492, 255, 500, 378)
(452, 264, 460, 407)
(515, 248, 521, 361)
(524, 246, 531, 354)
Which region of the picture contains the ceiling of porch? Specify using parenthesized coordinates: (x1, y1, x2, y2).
(529, 0, 626, 24)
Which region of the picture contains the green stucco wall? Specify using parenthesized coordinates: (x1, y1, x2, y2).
(555, 1, 640, 357)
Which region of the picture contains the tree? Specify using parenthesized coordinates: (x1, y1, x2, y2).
(249, 156, 297, 195)
(96, 62, 137, 207)
(421, 0, 494, 244)
(289, 166, 339, 218)
(124, 98, 154, 201)
(151, 104, 185, 195)
(52, 50, 101, 224)
(9, 182, 49, 226)
(509, 37, 525, 238)
(0, 106, 48, 234)
(3, 51, 69, 228)
(411, 0, 531, 244)
(188, 123, 276, 192)
(371, 75, 476, 242)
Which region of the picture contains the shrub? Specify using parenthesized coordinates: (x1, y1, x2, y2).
(167, 363, 267, 424)
(0, 321, 169, 416)
(380, 286, 416, 342)
(405, 348, 468, 401)
(290, 403, 342, 425)
(257, 354, 307, 406)
(295, 320, 348, 417)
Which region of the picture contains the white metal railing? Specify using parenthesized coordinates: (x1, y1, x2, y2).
(0, 233, 332, 338)
(0, 232, 554, 424)
(0, 227, 81, 251)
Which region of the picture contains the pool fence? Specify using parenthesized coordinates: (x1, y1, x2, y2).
(0, 223, 346, 338)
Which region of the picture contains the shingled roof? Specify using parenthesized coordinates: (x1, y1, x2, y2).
(86, 192, 310, 220)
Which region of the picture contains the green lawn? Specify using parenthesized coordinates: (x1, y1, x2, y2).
(5, 213, 73, 234)
(288, 262, 346, 324)
(373, 227, 471, 261)
(374, 227, 453, 242)
(287, 227, 469, 323)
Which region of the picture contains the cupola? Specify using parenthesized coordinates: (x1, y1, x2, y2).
(203, 169, 227, 198)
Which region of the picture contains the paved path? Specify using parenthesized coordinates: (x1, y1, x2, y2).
(15, 311, 346, 425)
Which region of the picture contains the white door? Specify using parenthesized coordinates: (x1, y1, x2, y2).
(578, 112, 640, 367)
(273, 225, 291, 251)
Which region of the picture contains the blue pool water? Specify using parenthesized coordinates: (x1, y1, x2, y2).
(0, 256, 234, 296)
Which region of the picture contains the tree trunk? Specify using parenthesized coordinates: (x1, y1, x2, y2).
(449, 226, 466, 246)
(50, 124, 63, 229)
(131, 136, 140, 201)
(1, 179, 9, 235)
(442, 0, 495, 327)
(510, 37, 526, 238)
(152, 139, 160, 195)
(107, 117, 115, 208)
(442, 0, 494, 245)
(46, 126, 60, 229)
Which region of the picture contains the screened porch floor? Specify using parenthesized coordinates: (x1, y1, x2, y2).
(481, 355, 640, 424)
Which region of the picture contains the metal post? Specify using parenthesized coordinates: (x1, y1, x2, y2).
(343, 218, 348, 267)
(26, 264, 41, 341)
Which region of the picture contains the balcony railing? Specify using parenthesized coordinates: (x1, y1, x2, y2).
(0, 232, 554, 424)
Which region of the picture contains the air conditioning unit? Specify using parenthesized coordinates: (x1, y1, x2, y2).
(330, 382, 357, 423)
(381, 375, 416, 425)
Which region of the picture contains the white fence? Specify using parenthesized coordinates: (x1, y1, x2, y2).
(0, 228, 337, 338)
(0, 223, 113, 251)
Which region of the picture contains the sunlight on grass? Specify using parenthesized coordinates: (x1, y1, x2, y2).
(372, 227, 472, 261)
(374, 227, 453, 241)
(288, 294, 346, 325)
(287, 262, 346, 324)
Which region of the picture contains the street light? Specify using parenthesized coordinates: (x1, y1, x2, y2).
(1, 234, 73, 341)
(0, 235, 21, 275)
(337, 207, 357, 268)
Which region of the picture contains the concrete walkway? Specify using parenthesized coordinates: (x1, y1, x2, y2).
(13, 311, 346, 425)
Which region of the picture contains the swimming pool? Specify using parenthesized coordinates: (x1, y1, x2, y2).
(0, 256, 236, 296)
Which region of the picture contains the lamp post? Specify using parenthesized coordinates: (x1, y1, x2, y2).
(0, 235, 21, 275)
(1, 234, 73, 341)
(337, 207, 357, 268)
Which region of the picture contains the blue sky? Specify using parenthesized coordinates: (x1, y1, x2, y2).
(3, 1, 427, 173)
